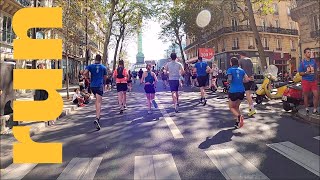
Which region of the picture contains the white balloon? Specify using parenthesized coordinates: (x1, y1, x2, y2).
(196, 10, 211, 28)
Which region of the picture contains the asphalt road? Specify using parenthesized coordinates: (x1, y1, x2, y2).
(1, 82, 319, 180)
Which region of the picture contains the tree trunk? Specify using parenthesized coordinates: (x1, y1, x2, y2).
(119, 35, 125, 60)
(102, 0, 117, 66)
(113, 36, 121, 71)
(245, 0, 268, 73)
(174, 28, 186, 67)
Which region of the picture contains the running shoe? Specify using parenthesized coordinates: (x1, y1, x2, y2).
(313, 110, 319, 115)
(234, 121, 240, 129)
(94, 120, 101, 130)
(203, 99, 207, 106)
(175, 105, 179, 113)
(152, 99, 158, 108)
(306, 109, 309, 116)
(248, 109, 256, 117)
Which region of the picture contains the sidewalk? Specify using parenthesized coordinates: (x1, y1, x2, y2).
(296, 108, 320, 126)
(0, 84, 80, 135)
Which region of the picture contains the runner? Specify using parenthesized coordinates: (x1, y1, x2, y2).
(211, 62, 219, 92)
(127, 70, 133, 92)
(141, 64, 158, 114)
(113, 60, 128, 114)
(194, 57, 211, 105)
(138, 68, 143, 84)
(239, 51, 256, 116)
(132, 70, 137, 83)
(160, 67, 168, 89)
(227, 57, 250, 129)
(164, 53, 185, 112)
(84, 54, 107, 130)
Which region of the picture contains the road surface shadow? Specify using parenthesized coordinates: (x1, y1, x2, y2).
(198, 128, 242, 149)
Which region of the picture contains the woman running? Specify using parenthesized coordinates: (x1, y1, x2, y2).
(141, 64, 158, 114)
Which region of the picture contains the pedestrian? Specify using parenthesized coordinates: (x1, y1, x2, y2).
(227, 57, 250, 128)
(84, 54, 107, 130)
(78, 70, 85, 91)
(239, 51, 256, 117)
(165, 53, 185, 112)
(194, 56, 211, 105)
(105, 75, 112, 91)
(141, 64, 158, 114)
(211, 62, 219, 91)
(190, 67, 197, 87)
(127, 70, 133, 92)
(113, 59, 128, 114)
(72, 88, 85, 107)
(138, 68, 143, 84)
(160, 67, 168, 89)
(298, 48, 319, 115)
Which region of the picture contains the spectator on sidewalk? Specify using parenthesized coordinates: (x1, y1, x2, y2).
(81, 89, 91, 104)
(298, 48, 319, 115)
(78, 70, 85, 91)
(72, 89, 85, 107)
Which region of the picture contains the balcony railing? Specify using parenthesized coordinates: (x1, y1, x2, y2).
(310, 30, 320, 38)
(15, 0, 31, 7)
(232, 47, 240, 50)
(276, 48, 282, 51)
(185, 25, 299, 50)
(264, 47, 270, 50)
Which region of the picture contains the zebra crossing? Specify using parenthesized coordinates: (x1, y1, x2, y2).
(1, 138, 319, 180)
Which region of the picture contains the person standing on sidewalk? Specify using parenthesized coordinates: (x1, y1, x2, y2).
(141, 64, 158, 114)
(194, 57, 211, 105)
(113, 59, 128, 114)
(164, 53, 185, 112)
(227, 57, 250, 128)
(84, 54, 107, 130)
(239, 51, 256, 117)
(298, 48, 319, 115)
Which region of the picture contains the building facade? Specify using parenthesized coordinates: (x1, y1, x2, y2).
(185, 0, 300, 75)
(290, 0, 320, 74)
(0, 0, 31, 67)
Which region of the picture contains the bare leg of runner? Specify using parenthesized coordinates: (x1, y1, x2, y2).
(95, 94, 102, 119)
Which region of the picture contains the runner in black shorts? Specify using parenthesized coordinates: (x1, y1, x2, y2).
(227, 57, 250, 129)
(194, 57, 211, 105)
(84, 54, 107, 130)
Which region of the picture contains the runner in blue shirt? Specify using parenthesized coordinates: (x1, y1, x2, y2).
(194, 57, 211, 105)
(227, 57, 250, 128)
(84, 54, 107, 130)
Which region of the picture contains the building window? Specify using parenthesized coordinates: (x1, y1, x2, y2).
(275, 20, 280, 28)
(289, 22, 296, 30)
(233, 37, 239, 49)
(231, 18, 238, 31)
(287, 7, 291, 16)
(248, 37, 255, 49)
(290, 39, 295, 50)
(273, 4, 279, 15)
(1, 16, 13, 44)
(313, 14, 320, 30)
(231, 2, 237, 12)
(263, 38, 269, 48)
(222, 39, 226, 51)
(261, 19, 267, 31)
(276, 39, 282, 50)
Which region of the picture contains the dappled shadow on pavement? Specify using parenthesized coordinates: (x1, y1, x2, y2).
(198, 128, 242, 149)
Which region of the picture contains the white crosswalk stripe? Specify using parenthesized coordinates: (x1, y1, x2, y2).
(267, 141, 320, 177)
(314, 136, 320, 140)
(205, 148, 270, 180)
(57, 157, 103, 180)
(0, 163, 37, 180)
(134, 154, 181, 180)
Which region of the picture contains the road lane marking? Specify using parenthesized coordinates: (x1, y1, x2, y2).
(267, 141, 320, 177)
(155, 97, 183, 139)
(314, 136, 320, 140)
(205, 148, 269, 180)
(57, 157, 103, 180)
(0, 163, 37, 180)
(134, 154, 181, 180)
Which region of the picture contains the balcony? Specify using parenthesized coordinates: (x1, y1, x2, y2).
(248, 45, 255, 49)
(15, 0, 31, 7)
(184, 25, 299, 50)
(264, 47, 270, 50)
(310, 30, 320, 39)
(276, 48, 282, 51)
(291, 49, 296, 51)
(232, 47, 240, 50)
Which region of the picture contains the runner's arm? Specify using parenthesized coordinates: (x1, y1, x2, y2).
(243, 74, 250, 83)
(140, 72, 146, 84)
(180, 64, 185, 75)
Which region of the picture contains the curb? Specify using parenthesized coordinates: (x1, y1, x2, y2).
(296, 111, 320, 126)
